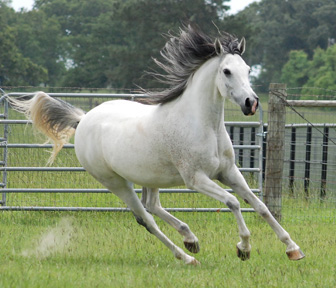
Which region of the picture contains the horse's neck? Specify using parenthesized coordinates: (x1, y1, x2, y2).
(179, 57, 225, 130)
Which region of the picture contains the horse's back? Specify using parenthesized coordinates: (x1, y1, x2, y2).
(89, 99, 153, 120)
(74, 99, 153, 161)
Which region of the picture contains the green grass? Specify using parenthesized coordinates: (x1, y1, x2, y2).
(0, 210, 335, 288)
(1, 95, 336, 287)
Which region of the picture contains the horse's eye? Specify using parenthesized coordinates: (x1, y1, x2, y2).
(223, 69, 231, 76)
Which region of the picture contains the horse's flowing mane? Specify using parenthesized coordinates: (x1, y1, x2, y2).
(145, 25, 241, 105)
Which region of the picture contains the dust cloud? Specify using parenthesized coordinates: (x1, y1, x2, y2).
(21, 217, 74, 259)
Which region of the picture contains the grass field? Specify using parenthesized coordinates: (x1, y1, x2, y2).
(0, 210, 335, 288)
(1, 93, 335, 287)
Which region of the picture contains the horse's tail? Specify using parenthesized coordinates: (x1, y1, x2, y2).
(8, 91, 85, 165)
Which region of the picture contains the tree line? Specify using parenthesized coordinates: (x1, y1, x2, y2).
(1, 0, 335, 93)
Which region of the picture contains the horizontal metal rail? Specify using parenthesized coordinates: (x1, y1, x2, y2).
(0, 167, 85, 172)
(0, 119, 261, 127)
(8, 92, 148, 99)
(0, 166, 260, 173)
(0, 143, 261, 150)
(0, 120, 32, 124)
(0, 206, 255, 212)
(0, 144, 75, 148)
(1, 188, 261, 194)
(225, 121, 261, 127)
(285, 123, 336, 128)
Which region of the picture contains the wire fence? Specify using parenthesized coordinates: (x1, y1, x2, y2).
(276, 86, 336, 223)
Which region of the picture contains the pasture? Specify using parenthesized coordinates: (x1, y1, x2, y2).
(1, 90, 335, 287)
(0, 209, 335, 287)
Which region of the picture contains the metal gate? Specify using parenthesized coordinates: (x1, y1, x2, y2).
(0, 92, 263, 212)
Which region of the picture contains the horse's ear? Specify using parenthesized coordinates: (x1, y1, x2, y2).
(238, 37, 246, 55)
(214, 38, 223, 55)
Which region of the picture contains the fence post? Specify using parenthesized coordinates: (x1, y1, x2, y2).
(264, 83, 287, 221)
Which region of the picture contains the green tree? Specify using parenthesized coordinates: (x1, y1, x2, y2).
(13, 9, 66, 86)
(279, 44, 336, 98)
(280, 50, 309, 88)
(0, 2, 47, 86)
(35, 0, 229, 89)
(302, 45, 336, 97)
(224, 0, 336, 91)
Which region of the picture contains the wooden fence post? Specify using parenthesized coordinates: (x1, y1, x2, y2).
(264, 83, 287, 221)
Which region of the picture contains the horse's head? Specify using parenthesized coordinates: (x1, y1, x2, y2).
(215, 38, 259, 116)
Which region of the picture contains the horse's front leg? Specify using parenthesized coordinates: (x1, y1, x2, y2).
(184, 172, 251, 260)
(219, 166, 305, 261)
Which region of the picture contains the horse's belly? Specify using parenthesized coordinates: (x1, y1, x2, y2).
(118, 165, 184, 188)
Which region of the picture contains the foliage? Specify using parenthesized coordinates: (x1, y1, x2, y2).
(1, 0, 230, 88)
(32, 0, 229, 88)
(0, 2, 47, 86)
(1, 0, 336, 90)
(280, 45, 336, 97)
(13, 9, 66, 86)
(280, 50, 310, 88)
(302, 45, 336, 96)
(223, 0, 336, 91)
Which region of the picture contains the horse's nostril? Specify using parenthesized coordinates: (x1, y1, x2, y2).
(245, 98, 251, 108)
(252, 98, 258, 114)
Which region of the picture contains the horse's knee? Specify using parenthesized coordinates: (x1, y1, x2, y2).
(226, 196, 240, 211)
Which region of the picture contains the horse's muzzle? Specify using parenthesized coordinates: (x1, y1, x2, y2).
(243, 97, 259, 116)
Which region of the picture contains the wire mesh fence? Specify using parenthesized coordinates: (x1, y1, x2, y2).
(279, 87, 336, 222)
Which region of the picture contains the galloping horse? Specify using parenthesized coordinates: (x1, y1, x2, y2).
(9, 26, 304, 265)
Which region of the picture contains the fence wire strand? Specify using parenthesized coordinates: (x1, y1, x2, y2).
(271, 88, 336, 146)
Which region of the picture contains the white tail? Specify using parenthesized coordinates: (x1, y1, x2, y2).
(8, 92, 85, 164)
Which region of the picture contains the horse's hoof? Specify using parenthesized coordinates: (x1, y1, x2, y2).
(236, 246, 250, 261)
(286, 249, 305, 261)
(187, 258, 201, 266)
(184, 241, 200, 254)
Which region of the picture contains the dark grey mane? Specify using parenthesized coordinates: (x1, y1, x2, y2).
(145, 25, 241, 105)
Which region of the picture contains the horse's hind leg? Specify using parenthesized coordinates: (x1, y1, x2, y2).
(141, 187, 200, 253)
(101, 178, 199, 265)
(220, 166, 305, 261)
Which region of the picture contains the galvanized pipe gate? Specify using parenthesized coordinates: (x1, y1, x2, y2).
(0, 93, 264, 212)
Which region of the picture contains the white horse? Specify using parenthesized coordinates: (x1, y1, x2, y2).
(9, 26, 304, 265)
